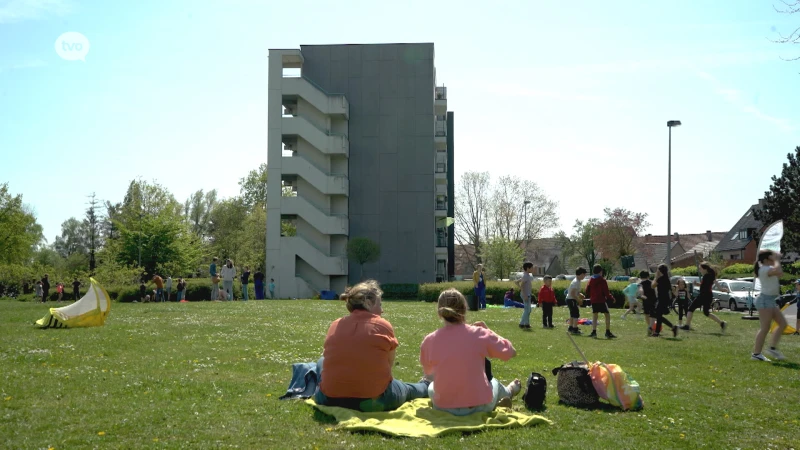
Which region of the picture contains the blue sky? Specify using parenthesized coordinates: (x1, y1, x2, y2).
(1, 0, 799, 245)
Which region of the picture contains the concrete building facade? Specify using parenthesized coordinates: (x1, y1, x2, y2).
(267, 43, 453, 298)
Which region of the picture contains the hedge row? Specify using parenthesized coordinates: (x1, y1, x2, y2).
(418, 280, 631, 308)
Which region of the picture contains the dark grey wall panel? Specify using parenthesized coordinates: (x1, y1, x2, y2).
(300, 43, 436, 285)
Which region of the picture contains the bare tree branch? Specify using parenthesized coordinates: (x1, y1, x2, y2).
(454, 171, 491, 270)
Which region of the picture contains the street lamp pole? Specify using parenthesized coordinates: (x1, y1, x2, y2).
(666, 120, 682, 270)
(523, 200, 531, 255)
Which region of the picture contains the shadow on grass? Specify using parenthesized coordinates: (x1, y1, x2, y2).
(311, 408, 338, 425)
(772, 360, 800, 370)
(557, 401, 622, 412)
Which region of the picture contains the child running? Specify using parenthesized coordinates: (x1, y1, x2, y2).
(538, 275, 556, 328)
(566, 268, 587, 335)
(639, 271, 657, 335)
(652, 265, 679, 338)
(673, 278, 691, 328)
(682, 262, 726, 332)
(585, 265, 616, 339)
(751, 250, 788, 361)
(420, 288, 521, 415)
(621, 277, 641, 320)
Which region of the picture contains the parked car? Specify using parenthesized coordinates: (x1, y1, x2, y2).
(712, 280, 758, 311)
(736, 277, 754, 283)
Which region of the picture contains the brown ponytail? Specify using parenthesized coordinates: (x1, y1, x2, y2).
(437, 288, 467, 323)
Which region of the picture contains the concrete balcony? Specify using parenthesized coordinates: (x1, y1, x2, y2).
(282, 196, 348, 236)
(282, 156, 349, 196)
(283, 237, 348, 276)
(282, 116, 349, 157)
(435, 86, 447, 114)
(282, 76, 349, 119)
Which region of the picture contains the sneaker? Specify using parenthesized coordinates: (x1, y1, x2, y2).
(751, 353, 771, 362)
(793, 331, 800, 336)
(589, 331, 597, 338)
(765, 348, 786, 361)
(549, 325, 555, 329)
(651, 333, 660, 337)
(524, 324, 532, 329)
(519, 324, 525, 329)
(672, 326, 679, 338)
(621, 314, 627, 320)
(720, 321, 727, 333)
(680, 325, 690, 331)
(605, 331, 617, 339)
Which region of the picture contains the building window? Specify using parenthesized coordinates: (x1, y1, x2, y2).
(436, 228, 446, 247)
(436, 195, 447, 210)
(730, 254, 739, 260)
(738, 229, 747, 240)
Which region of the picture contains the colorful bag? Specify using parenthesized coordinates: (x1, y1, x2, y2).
(588, 362, 644, 411)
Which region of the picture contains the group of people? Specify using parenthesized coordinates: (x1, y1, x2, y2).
(208, 257, 275, 301)
(314, 280, 521, 415)
(138, 275, 188, 303)
(35, 274, 82, 303)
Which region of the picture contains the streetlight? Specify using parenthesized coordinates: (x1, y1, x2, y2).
(523, 200, 531, 252)
(666, 120, 682, 270)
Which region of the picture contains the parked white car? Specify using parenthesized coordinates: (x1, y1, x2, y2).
(712, 280, 758, 311)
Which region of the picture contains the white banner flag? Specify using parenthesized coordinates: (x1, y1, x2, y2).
(754, 220, 783, 291)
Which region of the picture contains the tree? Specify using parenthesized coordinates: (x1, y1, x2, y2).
(490, 176, 558, 243)
(480, 236, 524, 280)
(753, 147, 800, 251)
(239, 163, 268, 209)
(454, 171, 491, 270)
(84, 192, 102, 273)
(207, 198, 249, 263)
(53, 218, 88, 258)
(572, 219, 600, 270)
(185, 189, 218, 238)
(347, 237, 381, 280)
(773, 1, 800, 60)
(0, 183, 43, 265)
(595, 207, 650, 275)
(554, 230, 575, 272)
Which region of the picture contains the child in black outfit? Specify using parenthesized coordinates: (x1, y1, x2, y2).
(673, 278, 691, 328)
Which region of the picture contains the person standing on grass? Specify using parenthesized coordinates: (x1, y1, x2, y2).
(652, 265, 679, 338)
(538, 275, 556, 329)
(269, 278, 276, 299)
(176, 278, 185, 302)
(151, 275, 165, 302)
(751, 250, 788, 361)
(673, 278, 691, 329)
(56, 282, 63, 302)
(72, 278, 82, 301)
(35, 281, 43, 303)
(473, 264, 487, 310)
(793, 280, 800, 336)
(585, 265, 616, 339)
(638, 270, 657, 335)
(210, 257, 220, 301)
(682, 262, 726, 332)
(515, 262, 534, 329)
(566, 268, 587, 335)
(240, 266, 251, 301)
(221, 259, 237, 301)
(41, 274, 50, 303)
(313, 280, 430, 412)
(139, 280, 146, 303)
(165, 276, 173, 302)
(621, 277, 641, 320)
(420, 288, 521, 415)
(254, 269, 265, 300)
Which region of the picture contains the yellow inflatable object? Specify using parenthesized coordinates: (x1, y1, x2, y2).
(35, 278, 111, 329)
(770, 300, 797, 335)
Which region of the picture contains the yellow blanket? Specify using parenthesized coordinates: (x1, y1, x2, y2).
(306, 398, 551, 437)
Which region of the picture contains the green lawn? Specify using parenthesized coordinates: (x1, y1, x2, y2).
(1, 300, 797, 449)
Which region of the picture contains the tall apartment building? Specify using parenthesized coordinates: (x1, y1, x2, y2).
(266, 43, 454, 298)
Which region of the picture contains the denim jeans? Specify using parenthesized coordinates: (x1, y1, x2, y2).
(475, 286, 486, 309)
(520, 294, 532, 326)
(254, 281, 264, 299)
(242, 283, 249, 301)
(222, 280, 233, 300)
(313, 357, 429, 412)
(166, 288, 172, 302)
(177, 291, 184, 301)
(156, 288, 164, 302)
(429, 378, 509, 416)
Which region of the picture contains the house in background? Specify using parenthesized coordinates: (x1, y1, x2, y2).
(715, 202, 763, 263)
(454, 238, 566, 279)
(632, 231, 726, 272)
(670, 231, 727, 268)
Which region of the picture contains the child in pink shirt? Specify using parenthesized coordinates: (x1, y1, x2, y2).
(420, 288, 521, 415)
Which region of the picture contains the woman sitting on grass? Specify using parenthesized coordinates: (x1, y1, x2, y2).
(420, 288, 521, 415)
(314, 280, 429, 412)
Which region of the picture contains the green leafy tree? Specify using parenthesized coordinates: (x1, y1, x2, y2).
(753, 146, 800, 252)
(347, 237, 381, 280)
(53, 217, 88, 258)
(572, 219, 600, 270)
(207, 198, 249, 264)
(595, 207, 650, 275)
(239, 163, 268, 209)
(85, 193, 102, 273)
(481, 236, 524, 280)
(0, 183, 43, 265)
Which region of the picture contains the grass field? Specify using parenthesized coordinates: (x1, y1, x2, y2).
(1, 300, 798, 449)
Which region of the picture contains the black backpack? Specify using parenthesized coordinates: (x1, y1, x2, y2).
(521, 372, 547, 410)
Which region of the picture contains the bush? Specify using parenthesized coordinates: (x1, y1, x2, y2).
(672, 266, 699, 276)
(381, 284, 419, 300)
(418, 279, 631, 308)
(721, 264, 754, 276)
